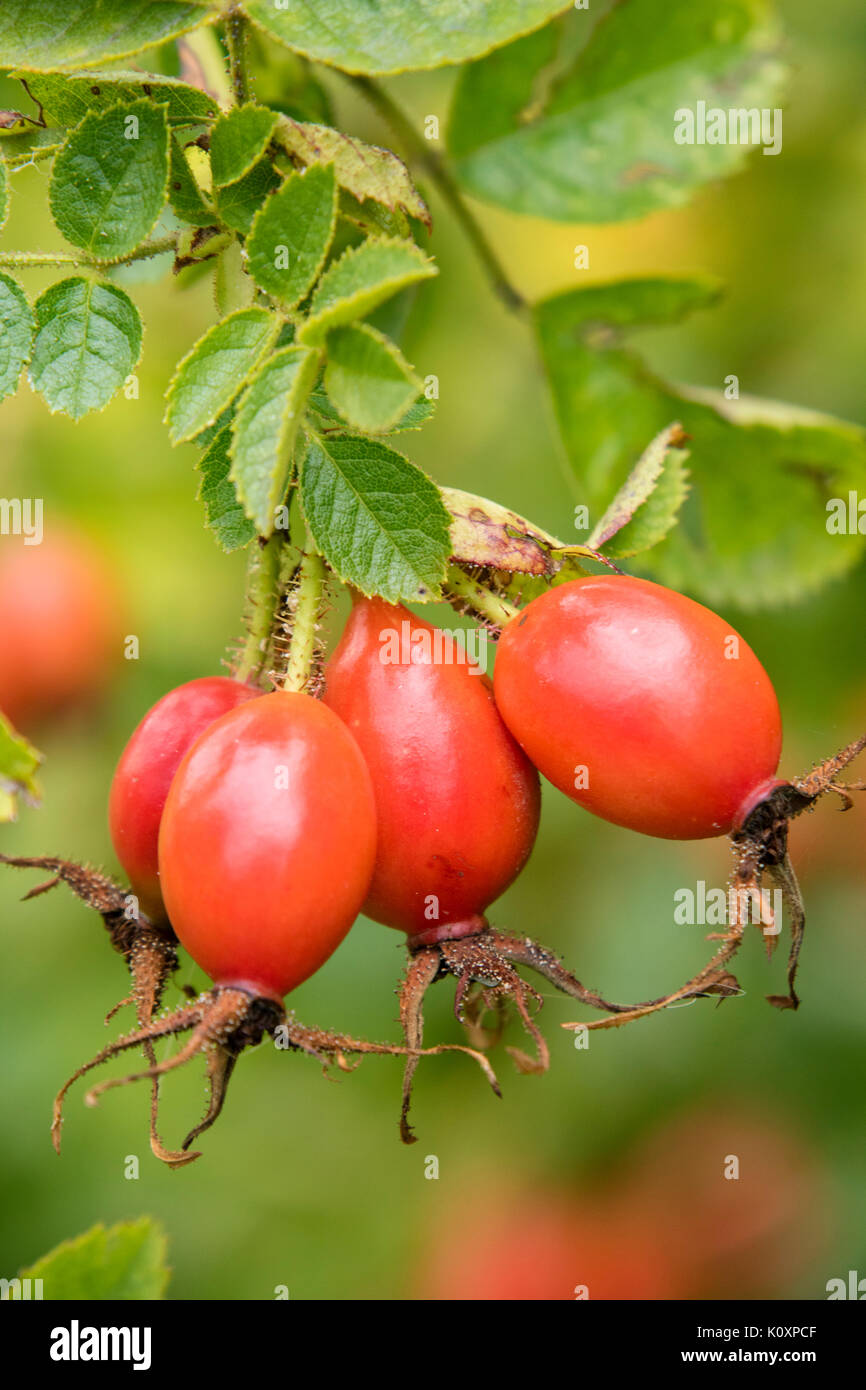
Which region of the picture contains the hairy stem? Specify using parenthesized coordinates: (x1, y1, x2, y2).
(235, 536, 281, 684)
(226, 4, 250, 107)
(345, 75, 525, 315)
(444, 566, 519, 628)
(282, 542, 327, 694)
(0, 236, 177, 270)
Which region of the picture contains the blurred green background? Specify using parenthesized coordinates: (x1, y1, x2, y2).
(1, 0, 864, 1299)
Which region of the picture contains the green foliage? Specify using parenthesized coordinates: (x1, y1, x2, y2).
(214, 156, 280, 234)
(243, 0, 572, 75)
(197, 425, 257, 552)
(0, 714, 42, 823)
(49, 99, 170, 260)
(299, 237, 437, 346)
(17, 71, 218, 126)
(449, 0, 785, 221)
(324, 323, 420, 434)
(231, 346, 321, 534)
(165, 306, 281, 444)
(0, 159, 7, 232)
(300, 433, 451, 600)
(276, 118, 429, 226)
(0, 271, 33, 400)
(20, 1219, 169, 1300)
(209, 104, 278, 188)
(29, 277, 142, 419)
(0, 2, 206, 73)
(246, 164, 337, 310)
(168, 133, 214, 226)
(588, 423, 691, 558)
(307, 384, 434, 436)
(535, 278, 866, 606)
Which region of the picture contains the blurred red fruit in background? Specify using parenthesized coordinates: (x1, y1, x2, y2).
(0, 531, 121, 731)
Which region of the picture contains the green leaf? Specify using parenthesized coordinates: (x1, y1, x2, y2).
(535, 278, 866, 607)
(16, 70, 218, 126)
(300, 432, 450, 601)
(29, 277, 142, 419)
(215, 155, 279, 234)
(307, 384, 434, 436)
(243, 0, 572, 76)
(20, 1219, 169, 1300)
(230, 346, 320, 534)
(0, 2, 207, 73)
(324, 323, 420, 434)
(197, 425, 257, 552)
(168, 133, 214, 226)
(449, 0, 785, 222)
(246, 164, 336, 310)
(276, 117, 429, 227)
(49, 99, 170, 259)
(588, 423, 690, 557)
(0, 713, 42, 823)
(165, 305, 280, 444)
(299, 237, 436, 347)
(0, 271, 33, 401)
(210, 104, 278, 188)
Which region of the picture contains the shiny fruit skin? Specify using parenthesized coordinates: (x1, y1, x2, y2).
(109, 677, 259, 922)
(494, 576, 782, 840)
(322, 597, 540, 937)
(158, 691, 376, 1000)
(0, 533, 120, 730)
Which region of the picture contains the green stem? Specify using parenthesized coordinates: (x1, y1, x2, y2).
(235, 537, 281, 684)
(283, 543, 327, 694)
(345, 75, 525, 315)
(0, 235, 177, 270)
(444, 566, 519, 628)
(226, 5, 250, 107)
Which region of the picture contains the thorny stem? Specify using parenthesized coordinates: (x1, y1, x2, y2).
(234, 536, 281, 684)
(282, 540, 327, 694)
(444, 565, 519, 629)
(345, 75, 526, 315)
(0, 236, 178, 270)
(226, 5, 250, 107)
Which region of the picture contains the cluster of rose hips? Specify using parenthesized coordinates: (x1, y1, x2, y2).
(5, 571, 863, 1165)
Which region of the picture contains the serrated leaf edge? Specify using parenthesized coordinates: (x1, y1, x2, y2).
(323, 321, 421, 434)
(298, 235, 437, 346)
(245, 162, 337, 311)
(229, 343, 321, 534)
(163, 304, 281, 444)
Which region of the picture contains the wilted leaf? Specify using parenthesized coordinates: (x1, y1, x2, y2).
(276, 117, 429, 226)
